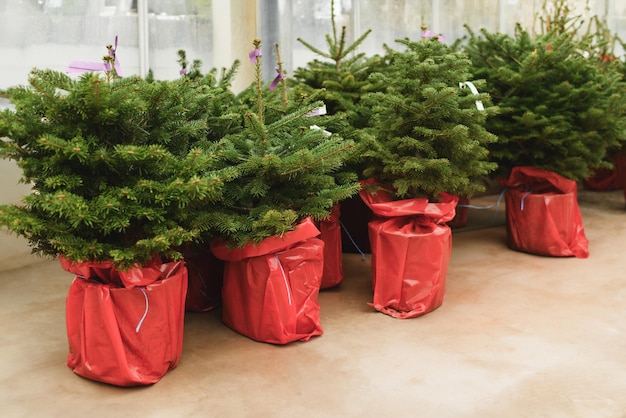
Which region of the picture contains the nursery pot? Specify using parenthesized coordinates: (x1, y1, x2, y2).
(211, 218, 325, 344)
(317, 204, 344, 289)
(501, 166, 589, 258)
(60, 256, 188, 387)
(359, 181, 458, 319)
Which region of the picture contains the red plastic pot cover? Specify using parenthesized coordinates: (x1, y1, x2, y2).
(317, 204, 344, 289)
(583, 153, 626, 191)
(360, 184, 458, 319)
(211, 217, 321, 261)
(359, 179, 458, 222)
(583, 166, 618, 190)
(178, 243, 224, 312)
(501, 166, 589, 258)
(447, 196, 470, 229)
(59, 255, 164, 289)
(63, 259, 188, 386)
(211, 218, 324, 344)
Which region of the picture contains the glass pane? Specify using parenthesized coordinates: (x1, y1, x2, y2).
(290, 0, 430, 70)
(358, 0, 428, 54)
(607, 0, 626, 57)
(147, 0, 213, 80)
(290, 0, 352, 71)
(438, 0, 498, 41)
(496, 0, 540, 35)
(0, 0, 213, 89)
(0, 0, 139, 90)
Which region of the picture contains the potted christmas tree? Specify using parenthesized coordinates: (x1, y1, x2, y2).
(209, 39, 359, 344)
(576, 14, 626, 193)
(462, 3, 626, 257)
(0, 43, 236, 386)
(358, 35, 498, 318)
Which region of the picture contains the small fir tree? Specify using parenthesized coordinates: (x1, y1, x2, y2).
(289, 0, 386, 191)
(207, 39, 360, 247)
(462, 10, 626, 180)
(536, 0, 626, 169)
(360, 36, 498, 200)
(291, 0, 382, 131)
(0, 55, 238, 267)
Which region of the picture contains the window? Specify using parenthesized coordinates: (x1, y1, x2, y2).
(0, 0, 623, 91)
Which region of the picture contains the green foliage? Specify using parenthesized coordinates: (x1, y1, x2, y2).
(176, 50, 244, 144)
(361, 37, 498, 200)
(462, 20, 626, 180)
(0, 68, 235, 268)
(292, 26, 383, 131)
(289, 0, 383, 179)
(207, 39, 360, 247)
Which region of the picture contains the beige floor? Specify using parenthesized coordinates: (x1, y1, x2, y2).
(1, 189, 626, 418)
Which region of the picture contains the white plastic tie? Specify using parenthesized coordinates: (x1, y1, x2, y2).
(459, 81, 485, 111)
(135, 287, 149, 333)
(274, 254, 293, 306)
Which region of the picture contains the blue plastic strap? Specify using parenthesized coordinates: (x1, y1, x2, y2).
(520, 191, 532, 211)
(456, 188, 506, 223)
(339, 220, 366, 261)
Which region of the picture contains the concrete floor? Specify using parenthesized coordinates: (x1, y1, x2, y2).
(1, 189, 626, 418)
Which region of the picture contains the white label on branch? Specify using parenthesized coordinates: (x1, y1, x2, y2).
(310, 125, 332, 137)
(306, 104, 327, 117)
